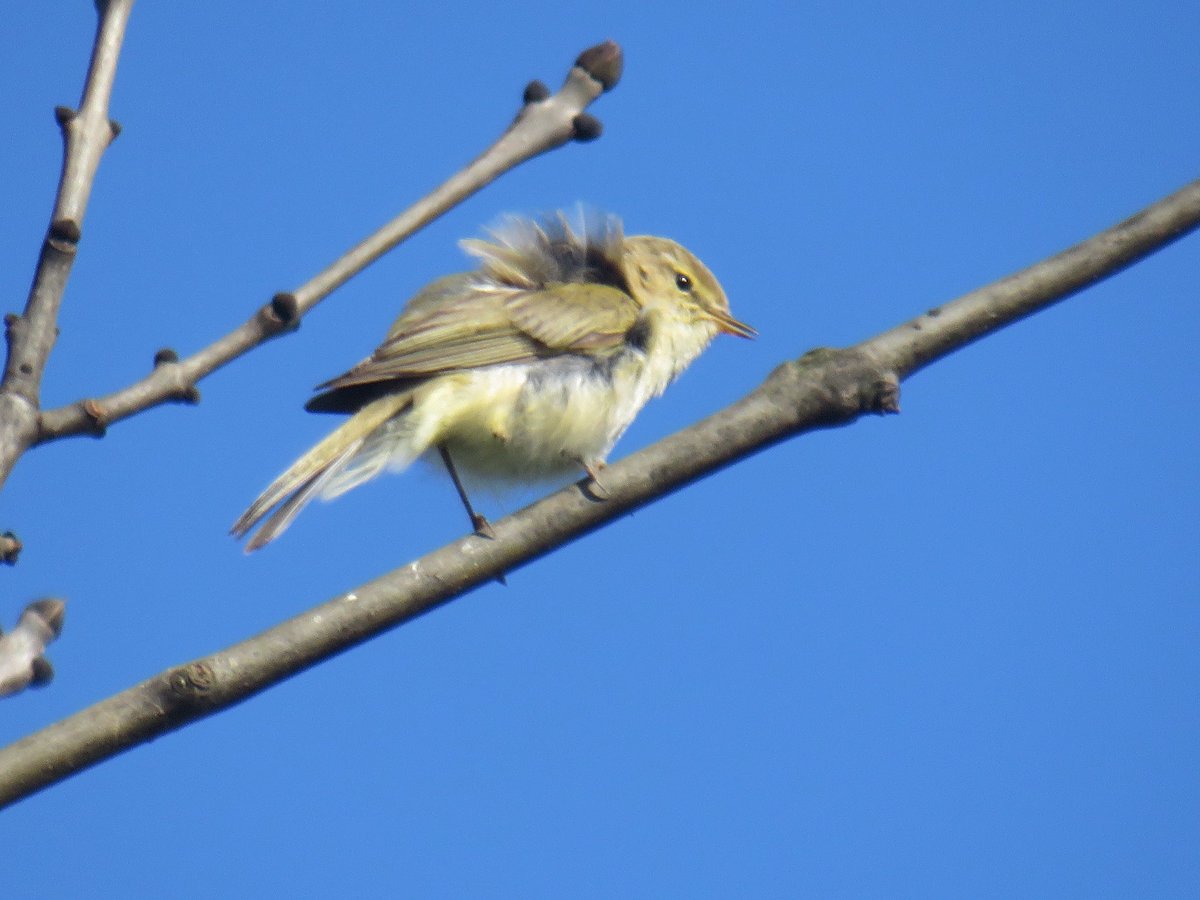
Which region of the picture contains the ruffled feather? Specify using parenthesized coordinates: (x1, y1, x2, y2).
(460, 209, 629, 293)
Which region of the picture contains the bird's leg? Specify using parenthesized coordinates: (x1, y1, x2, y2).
(579, 458, 610, 500)
(438, 444, 495, 538)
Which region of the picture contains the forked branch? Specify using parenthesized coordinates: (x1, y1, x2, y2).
(0, 0, 135, 489)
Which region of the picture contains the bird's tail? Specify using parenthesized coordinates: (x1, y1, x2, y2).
(232, 391, 415, 552)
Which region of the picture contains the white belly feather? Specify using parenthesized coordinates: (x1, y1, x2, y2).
(417, 352, 653, 481)
(319, 312, 717, 499)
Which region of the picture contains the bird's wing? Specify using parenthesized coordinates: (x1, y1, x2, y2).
(316, 279, 641, 395)
(503, 282, 640, 353)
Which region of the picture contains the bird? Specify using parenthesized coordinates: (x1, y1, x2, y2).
(231, 211, 754, 551)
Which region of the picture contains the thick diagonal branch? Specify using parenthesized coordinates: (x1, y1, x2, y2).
(2, 178, 1197, 808)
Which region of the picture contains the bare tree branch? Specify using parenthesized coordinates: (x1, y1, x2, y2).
(0, 599, 66, 698)
(868, 179, 1200, 378)
(2, 178, 1196, 808)
(0, 0, 134, 489)
(35, 41, 624, 444)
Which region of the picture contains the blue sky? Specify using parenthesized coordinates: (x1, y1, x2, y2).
(2, 2, 1198, 897)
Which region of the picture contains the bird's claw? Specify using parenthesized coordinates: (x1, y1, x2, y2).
(581, 460, 610, 500)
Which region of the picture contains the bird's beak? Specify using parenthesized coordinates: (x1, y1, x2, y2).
(710, 310, 757, 339)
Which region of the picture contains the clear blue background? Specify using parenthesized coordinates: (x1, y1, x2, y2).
(2, 2, 1197, 897)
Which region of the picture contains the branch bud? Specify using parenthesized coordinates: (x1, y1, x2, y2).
(575, 41, 623, 92)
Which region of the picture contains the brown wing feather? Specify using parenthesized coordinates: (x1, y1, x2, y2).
(503, 282, 638, 353)
(310, 216, 642, 413)
(315, 281, 639, 399)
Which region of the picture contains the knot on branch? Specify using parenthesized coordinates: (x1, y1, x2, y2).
(164, 661, 218, 710)
(263, 293, 301, 333)
(81, 399, 109, 436)
(47, 224, 81, 248)
(152, 349, 201, 405)
(4, 313, 25, 345)
(771, 347, 901, 429)
(802, 347, 900, 416)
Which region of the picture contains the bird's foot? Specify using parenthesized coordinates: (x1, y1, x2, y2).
(581, 459, 610, 500)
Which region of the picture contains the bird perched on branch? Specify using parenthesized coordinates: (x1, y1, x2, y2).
(232, 211, 754, 551)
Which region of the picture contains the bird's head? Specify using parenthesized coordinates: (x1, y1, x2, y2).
(621, 236, 755, 339)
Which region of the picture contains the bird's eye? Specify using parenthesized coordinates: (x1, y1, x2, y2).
(674, 272, 693, 293)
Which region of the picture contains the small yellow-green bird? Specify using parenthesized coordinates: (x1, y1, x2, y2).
(232, 211, 753, 551)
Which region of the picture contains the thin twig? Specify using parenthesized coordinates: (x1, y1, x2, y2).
(0, 0, 134, 489)
(35, 41, 624, 444)
(2, 178, 1196, 808)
